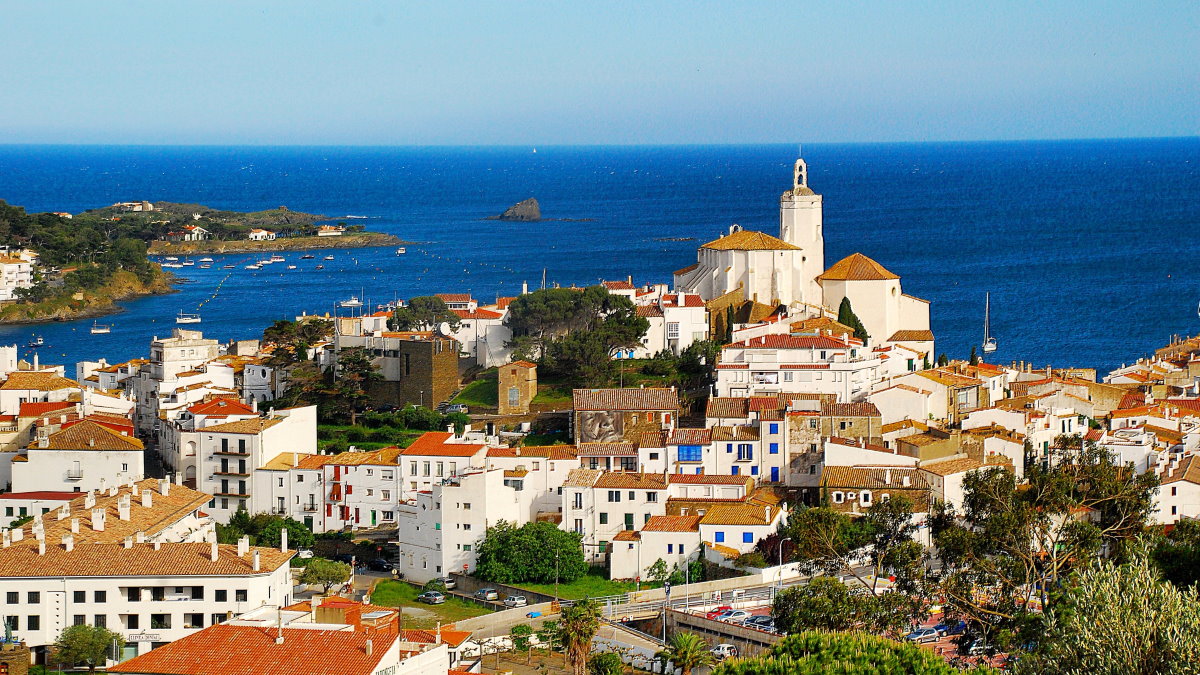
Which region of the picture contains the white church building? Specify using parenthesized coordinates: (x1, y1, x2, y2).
(674, 157, 933, 359)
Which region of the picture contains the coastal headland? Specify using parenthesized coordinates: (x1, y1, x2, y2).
(0, 266, 175, 325)
(148, 231, 405, 255)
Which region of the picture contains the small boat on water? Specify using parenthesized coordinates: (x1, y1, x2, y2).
(90, 322, 112, 335)
(301, 254, 315, 259)
(245, 264, 261, 270)
(323, 255, 335, 261)
(27, 335, 44, 348)
(161, 263, 183, 269)
(270, 255, 285, 263)
(339, 296, 363, 308)
(396, 247, 406, 255)
(315, 265, 325, 270)
(181, 258, 195, 266)
(222, 264, 236, 269)
(176, 311, 202, 324)
(164, 256, 179, 262)
(199, 257, 214, 263)
(982, 292, 998, 354)
(286, 265, 297, 270)
(199, 263, 212, 269)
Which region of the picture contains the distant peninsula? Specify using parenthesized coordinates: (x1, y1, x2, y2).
(485, 197, 593, 223)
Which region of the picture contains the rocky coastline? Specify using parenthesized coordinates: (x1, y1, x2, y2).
(147, 232, 405, 255)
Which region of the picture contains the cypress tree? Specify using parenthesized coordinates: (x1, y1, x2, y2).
(969, 345, 980, 365)
(836, 297, 870, 343)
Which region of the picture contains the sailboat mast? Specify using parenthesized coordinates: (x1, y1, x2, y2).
(984, 292, 990, 343)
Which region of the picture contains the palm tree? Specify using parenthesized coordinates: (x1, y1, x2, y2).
(656, 632, 715, 675)
(559, 597, 602, 675)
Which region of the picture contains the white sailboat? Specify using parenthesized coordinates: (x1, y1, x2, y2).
(176, 311, 202, 324)
(982, 292, 998, 354)
(89, 321, 112, 334)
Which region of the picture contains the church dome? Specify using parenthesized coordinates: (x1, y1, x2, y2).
(817, 253, 900, 281)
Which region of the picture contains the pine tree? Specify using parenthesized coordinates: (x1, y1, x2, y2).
(969, 345, 980, 365)
(836, 297, 870, 343)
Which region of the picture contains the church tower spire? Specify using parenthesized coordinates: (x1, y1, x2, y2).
(780, 153, 824, 305)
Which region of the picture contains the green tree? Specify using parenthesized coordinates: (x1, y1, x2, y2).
(298, 558, 352, 593)
(713, 631, 963, 675)
(772, 576, 862, 633)
(475, 521, 588, 584)
(51, 624, 125, 672)
(645, 558, 670, 584)
(588, 651, 625, 675)
(930, 437, 1158, 648)
(656, 631, 714, 675)
(333, 346, 382, 424)
(388, 296, 462, 332)
(505, 286, 648, 373)
(1153, 517, 1200, 589)
(836, 297, 870, 343)
(969, 345, 980, 365)
(257, 517, 316, 550)
(511, 624, 535, 664)
(1016, 549, 1200, 675)
(937, 353, 949, 366)
(559, 598, 602, 675)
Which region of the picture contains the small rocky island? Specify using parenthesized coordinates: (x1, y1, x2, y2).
(488, 198, 542, 221)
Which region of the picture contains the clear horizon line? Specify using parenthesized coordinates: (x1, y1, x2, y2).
(0, 134, 1196, 150)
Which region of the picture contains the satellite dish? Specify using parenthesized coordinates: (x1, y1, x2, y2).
(437, 322, 452, 336)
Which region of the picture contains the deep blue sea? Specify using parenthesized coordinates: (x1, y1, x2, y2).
(0, 140, 1196, 376)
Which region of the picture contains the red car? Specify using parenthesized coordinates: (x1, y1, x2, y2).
(705, 605, 732, 620)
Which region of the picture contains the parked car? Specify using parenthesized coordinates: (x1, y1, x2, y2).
(504, 595, 528, 608)
(332, 554, 355, 564)
(744, 615, 775, 630)
(367, 559, 395, 572)
(417, 591, 445, 604)
(935, 620, 967, 636)
(704, 605, 732, 620)
(447, 404, 469, 414)
(965, 638, 991, 656)
(905, 628, 939, 643)
(715, 609, 750, 623)
(440, 576, 457, 590)
(711, 644, 739, 661)
(475, 588, 500, 601)
(296, 549, 314, 559)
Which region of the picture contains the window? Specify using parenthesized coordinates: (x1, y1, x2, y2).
(861, 491, 872, 506)
(1172, 486, 1178, 496)
(649, 452, 659, 460)
(184, 613, 205, 629)
(743, 532, 754, 544)
(211, 613, 226, 626)
(624, 513, 634, 529)
(667, 544, 674, 554)
(127, 588, 141, 602)
(152, 588, 165, 601)
(27, 615, 39, 631)
(678, 445, 702, 462)
(751, 466, 759, 476)
(573, 493, 583, 509)
(151, 614, 172, 629)
(736, 444, 753, 461)
(731, 466, 739, 475)
(607, 491, 621, 503)
(462, 502, 471, 510)
(94, 614, 106, 627)
(423, 462, 431, 477)
(809, 419, 818, 429)
(215, 590, 227, 602)
(297, 474, 304, 482)
(366, 469, 373, 476)
(726, 444, 733, 453)
(234, 590, 247, 602)
(382, 471, 393, 480)
(126, 614, 139, 629)
(715, 532, 725, 543)
(382, 490, 391, 500)
(5, 593, 15, 604)
(410, 462, 417, 476)
(769, 423, 779, 435)
(463, 544, 472, 552)
(831, 491, 844, 504)
(783, 371, 794, 382)
(646, 492, 658, 503)
(27, 592, 39, 604)
(667, 322, 680, 339)
(73, 591, 85, 603)
(366, 489, 373, 497)
(600, 513, 608, 525)
(190, 587, 203, 600)
(278, 477, 284, 488)
(73, 615, 86, 626)
(839, 421, 848, 431)
(769, 443, 779, 454)
(238, 439, 246, 453)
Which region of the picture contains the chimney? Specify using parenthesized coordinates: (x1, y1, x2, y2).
(83, 491, 96, 509)
(70, 517, 79, 534)
(108, 486, 118, 497)
(141, 489, 153, 508)
(884, 469, 892, 485)
(2, 530, 9, 548)
(763, 506, 771, 523)
(38, 539, 46, 555)
(237, 535, 249, 557)
(62, 533, 74, 552)
(252, 398, 259, 413)
(158, 479, 170, 496)
(253, 550, 261, 572)
(365, 639, 373, 656)
(281, 527, 288, 553)
(123, 536, 133, 549)
(153, 540, 161, 550)
(12, 528, 23, 542)
(118, 502, 131, 521)
(210, 541, 219, 562)
(57, 504, 70, 520)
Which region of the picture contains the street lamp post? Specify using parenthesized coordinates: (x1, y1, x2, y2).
(554, 550, 560, 606)
(777, 537, 792, 590)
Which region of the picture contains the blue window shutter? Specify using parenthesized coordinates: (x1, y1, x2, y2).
(769, 423, 778, 435)
(731, 466, 739, 475)
(771, 467, 779, 482)
(695, 467, 703, 475)
(770, 443, 779, 454)
(751, 466, 759, 476)
(743, 532, 753, 543)
(726, 444, 733, 453)
(667, 544, 673, 553)
(715, 532, 724, 543)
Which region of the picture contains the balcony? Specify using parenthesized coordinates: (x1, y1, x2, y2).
(213, 470, 250, 477)
(302, 504, 318, 512)
(214, 491, 250, 498)
(66, 469, 85, 480)
(212, 449, 249, 457)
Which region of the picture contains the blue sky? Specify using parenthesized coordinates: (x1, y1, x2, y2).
(1, 1, 1196, 145)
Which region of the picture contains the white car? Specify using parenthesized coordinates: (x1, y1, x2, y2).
(296, 549, 314, 559)
(504, 595, 528, 608)
(711, 643, 739, 661)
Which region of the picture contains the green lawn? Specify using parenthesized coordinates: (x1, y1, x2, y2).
(522, 431, 570, 446)
(532, 383, 574, 406)
(452, 376, 499, 408)
(370, 579, 492, 627)
(515, 568, 657, 600)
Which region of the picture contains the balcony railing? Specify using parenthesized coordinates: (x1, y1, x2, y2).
(302, 504, 318, 512)
(213, 470, 250, 477)
(214, 491, 250, 498)
(66, 469, 84, 480)
(212, 449, 249, 457)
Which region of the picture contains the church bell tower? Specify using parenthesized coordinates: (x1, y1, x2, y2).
(779, 157, 824, 305)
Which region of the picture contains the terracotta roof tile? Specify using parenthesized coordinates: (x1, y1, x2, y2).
(594, 472, 668, 490)
(400, 432, 486, 457)
(642, 515, 701, 532)
(821, 402, 881, 418)
(573, 388, 679, 411)
(817, 253, 900, 281)
(189, 397, 255, 416)
(562, 468, 603, 488)
(707, 398, 750, 418)
(701, 229, 801, 251)
(38, 419, 143, 451)
(201, 417, 285, 434)
(668, 474, 752, 487)
(19, 401, 74, 417)
(669, 428, 712, 445)
(889, 330, 935, 342)
(578, 442, 639, 457)
(725, 334, 852, 350)
(711, 426, 759, 442)
(1, 371, 79, 391)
